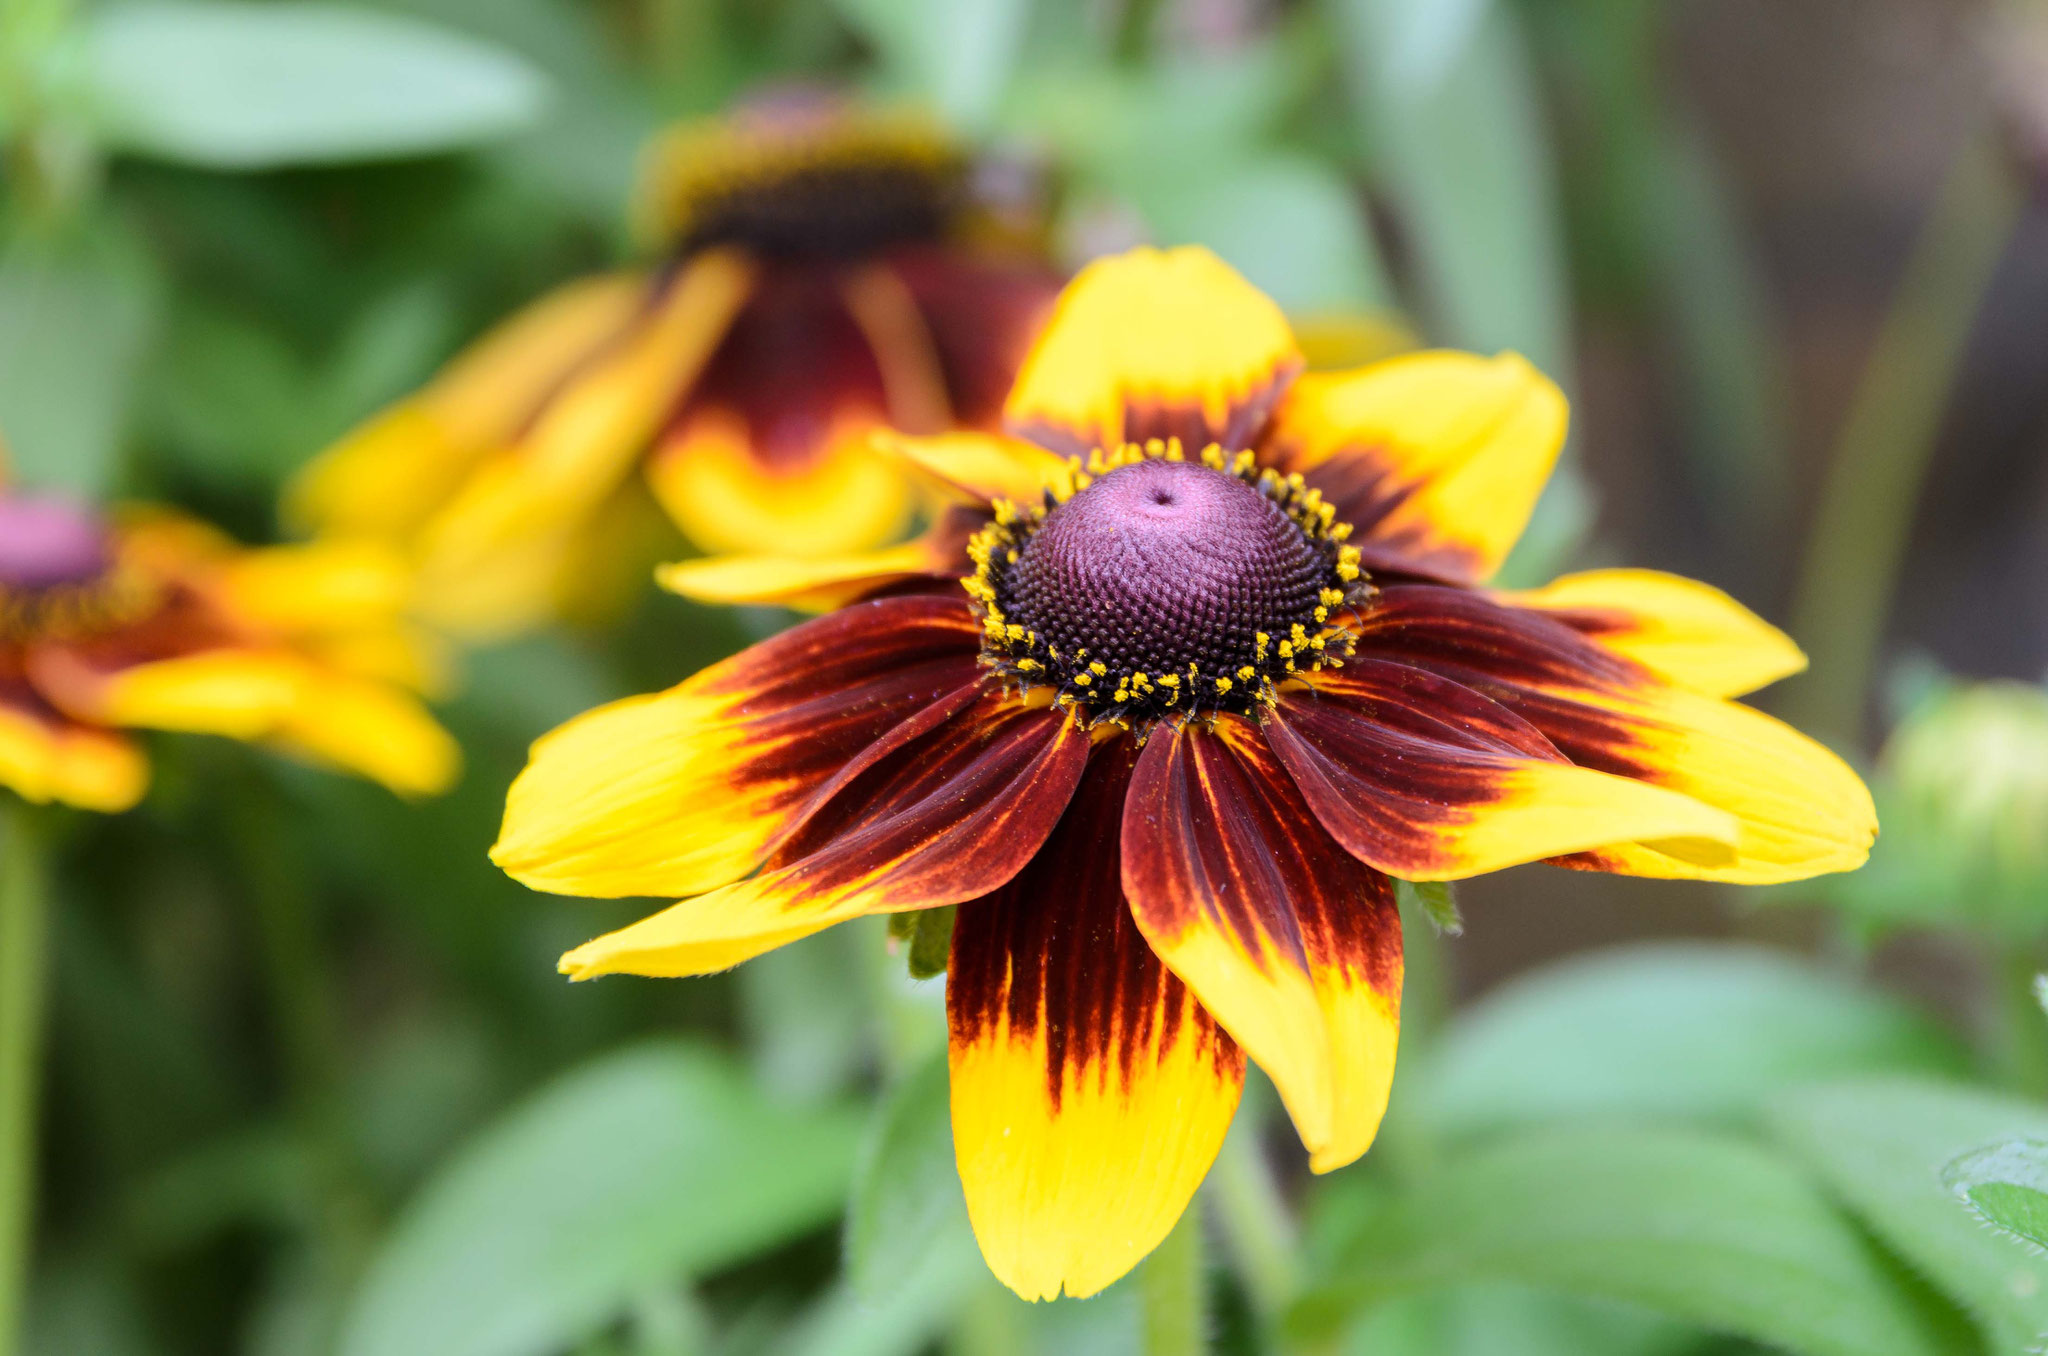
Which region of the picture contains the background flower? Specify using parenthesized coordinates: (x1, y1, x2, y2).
(287, 96, 1063, 640)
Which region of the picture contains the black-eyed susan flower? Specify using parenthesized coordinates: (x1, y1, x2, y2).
(288, 93, 1062, 639)
(492, 246, 1874, 1300)
(0, 478, 458, 811)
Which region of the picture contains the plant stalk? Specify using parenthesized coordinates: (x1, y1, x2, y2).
(0, 803, 49, 1356)
(1212, 1121, 1298, 1322)
(1141, 1209, 1206, 1356)
(1784, 128, 2022, 746)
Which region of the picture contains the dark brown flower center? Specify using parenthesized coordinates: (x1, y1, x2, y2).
(967, 442, 1367, 726)
(640, 105, 966, 261)
(680, 160, 962, 260)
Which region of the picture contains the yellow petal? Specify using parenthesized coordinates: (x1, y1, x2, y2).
(1268, 664, 1738, 882)
(419, 251, 756, 575)
(646, 410, 913, 558)
(0, 694, 147, 812)
(948, 742, 1244, 1300)
(493, 596, 984, 900)
(1352, 585, 1876, 885)
(1265, 350, 1567, 583)
(1502, 569, 1807, 699)
(63, 649, 308, 739)
(272, 673, 460, 797)
(1560, 686, 1878, 884)
(1003, 246, 1301, 454)
(212, 538, 412, 637)
(287, 273, 649, 538)
(556, 697, 1087, 979)
(1121, 721, 1401, 1174)
(34, 648, 456, 796)
(654, 542, 941, 612)
(876, 429, 1069, 505)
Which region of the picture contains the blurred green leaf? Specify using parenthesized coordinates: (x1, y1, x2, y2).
(781, 1250, 979, 1356)
(1343, 1283, 1699, 1356)
(0, 228, 159, 495)
(1411, 944, 1966, 1141)
(1293, 1124, 1959, 1356)
(395, 0, 652, 223)
(318, 280, 462, 433)
(832, 0, 1033, 132)
(143, 300, 322, 485)
(844, 1050, 970, 1301)
(1007, 42, 1302, 190)
(739, 925, 874, 1103)
(1330, 0, 1569, 378)
(1945, 1139, 2048, 1253)
(81, 1, 549, 170)
(338, 1041, 863, 1356)
(1137, 154, 1393, 314)
(1769, 1078, 2048, 1352)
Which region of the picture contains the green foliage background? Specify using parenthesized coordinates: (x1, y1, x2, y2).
(3, 1, 2047, 1354)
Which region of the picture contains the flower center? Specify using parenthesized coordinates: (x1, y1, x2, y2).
(0, 495, 110, 591)
(0, 495, 154, 644)
(967, 442, 1368, 726)
(639, 107, 965, 261)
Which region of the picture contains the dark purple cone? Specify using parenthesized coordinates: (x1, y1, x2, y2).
(0, 494, 112, 592)
(1005, 460, 1325, 686)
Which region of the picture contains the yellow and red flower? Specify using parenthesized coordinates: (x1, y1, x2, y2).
(288, 95, 1063, 638)
(491, 247, 1874, 1300)
(0, 477, 458, 812)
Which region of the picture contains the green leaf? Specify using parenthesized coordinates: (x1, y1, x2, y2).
(1396, 879, 1463, 939)
(1769, 1077, 2048, 1352)
(1293, 1124, 1958, 1356)
(1412, 944, 1965, 1140)
(1946, 1139, 2048, 1253)
(1329, 0, 1569, 378)
(831, 0, 1034, 131)
(337, 1041, 863, 1356)
(0, 229, 159, 495)
(782, 1252, 980, 1356)
(1135, 153, 1395, 315)
(81, 1, 549, 170)
(1343, 1284, 1699, 1356)
(906, 906, 955, 981)
(844, 1050, 972, 1300)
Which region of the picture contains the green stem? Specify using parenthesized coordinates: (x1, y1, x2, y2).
(0, 802, 50, 1356)
(1992, 947, 2048, 1099)
(1141, 1209, 1206, 1356)
(1784, 129, 2022, 746)
(1212, 1121, 1297, 1322)
(226, 784, 375, 1294)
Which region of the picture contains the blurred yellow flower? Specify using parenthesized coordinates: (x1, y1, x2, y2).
(289, 94, 1063, 639)
(0, 477, 458, 812)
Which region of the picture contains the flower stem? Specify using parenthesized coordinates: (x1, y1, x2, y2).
(1992, 946, 2048, 1099)
(0, 802, 50, 1356)
(1212, 1119, 1297, 1322)
(1784, 128, 2021, 746)
(1141, 1209, 1206, 1356)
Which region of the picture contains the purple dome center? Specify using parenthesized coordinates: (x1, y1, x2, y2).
(1004, 460, 1326, 688)
(0, 494, 113, 591)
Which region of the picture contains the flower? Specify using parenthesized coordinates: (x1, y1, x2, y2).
(1837, 677, 2048, 937)
(288, 94, 1063, 639)
(0, 477, 459, 812)
(492, 247, 1875, 1300)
